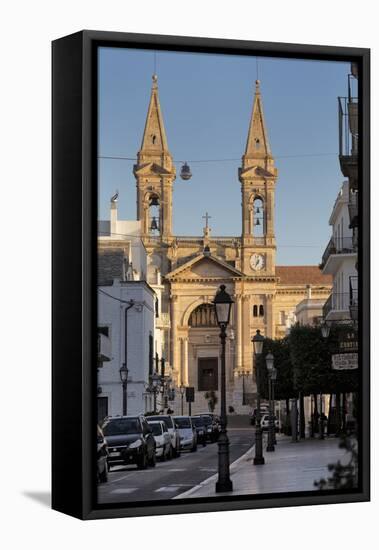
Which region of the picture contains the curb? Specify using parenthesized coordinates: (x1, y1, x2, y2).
(173, 442, 256, 499)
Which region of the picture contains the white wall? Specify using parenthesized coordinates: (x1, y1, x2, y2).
(98, 280, 155, 416)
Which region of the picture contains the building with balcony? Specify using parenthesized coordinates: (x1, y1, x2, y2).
(321, 181, 358, 323)
(97, 201, 159, 421)
(338, 63, 359, 258)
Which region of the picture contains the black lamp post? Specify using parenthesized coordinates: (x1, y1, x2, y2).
(179, 384, 185, 415)
(150, 372, 161, 413)
(237, 369, 248, 405)
(265, 353, 276, 452)
(252, 329, 265, 465)
(119, 364, 129, 416)
(213, 284, 234, 493)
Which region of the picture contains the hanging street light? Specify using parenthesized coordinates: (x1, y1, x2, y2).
(213, 284, 234, 493)
(180, 162, 192, 181)
(321, 321, 331, 339)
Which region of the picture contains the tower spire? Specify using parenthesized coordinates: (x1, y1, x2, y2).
(242, 80, 273, 169)
(139, 74, 169, 154)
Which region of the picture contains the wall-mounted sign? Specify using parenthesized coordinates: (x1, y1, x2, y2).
(338, 331, 358, 353)
(332, 353, 358, 370)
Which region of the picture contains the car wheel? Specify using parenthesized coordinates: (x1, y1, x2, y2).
(137, 451, 148, 470)
(149, 450, 156, 467)
(167, 445, 172, 460)
(99, 462, 108, 483)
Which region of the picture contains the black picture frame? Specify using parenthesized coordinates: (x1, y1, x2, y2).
(52, 30, 370, 520)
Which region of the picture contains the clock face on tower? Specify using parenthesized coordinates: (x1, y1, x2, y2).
(250, 253, 265, 271)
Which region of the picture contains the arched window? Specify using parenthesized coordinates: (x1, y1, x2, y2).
(259, 305, 264, 317)
(252, 197, 264, 237)
(255, 138, 261, 149)
(148, 193, 160, 234)
(253, 305, 258, 317)
(189, 304, 218, 327)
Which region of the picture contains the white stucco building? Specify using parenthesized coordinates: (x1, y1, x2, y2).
(97, 199, 157, 420)
(321, 181, 358, 322)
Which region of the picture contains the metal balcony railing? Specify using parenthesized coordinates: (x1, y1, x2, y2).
(321, 236, 355, 268)
(323, 292, 352, 318)
(349, 276, 358, 306)
(156, 312, 171, 328)
(338, 95, 358, 159)
(348, 190, 358, 228)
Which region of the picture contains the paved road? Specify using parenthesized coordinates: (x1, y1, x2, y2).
(98, 427, 255, 504)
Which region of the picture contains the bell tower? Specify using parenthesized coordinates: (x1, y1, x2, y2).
(134, 75, 176, 239)
(239, 80, 278, 276)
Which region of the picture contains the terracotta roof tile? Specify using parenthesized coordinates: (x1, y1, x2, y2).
(276, 266, 332, 285)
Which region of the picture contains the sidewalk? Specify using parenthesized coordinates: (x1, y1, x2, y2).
(175, 435, 349, 499)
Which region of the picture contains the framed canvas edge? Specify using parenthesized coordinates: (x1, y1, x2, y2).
(52, 30, 370, 521)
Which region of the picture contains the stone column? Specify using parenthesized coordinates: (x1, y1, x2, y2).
(266, 188, 275, 236)
(182, 336, 189, 386)
(170, 295, 179, 379)
(265, 294, 275, 338)
(242, 295, 251, 371)
(235, 295, 242, 370)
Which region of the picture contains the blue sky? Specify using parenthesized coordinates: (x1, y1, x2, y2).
(98, 47, 351, 265)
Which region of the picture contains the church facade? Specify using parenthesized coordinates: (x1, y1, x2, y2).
(103, 75, 332, 414)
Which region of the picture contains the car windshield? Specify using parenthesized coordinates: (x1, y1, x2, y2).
(200, 416, 212, 425)
(148, 423, 163, 436)
(191, 417, 204, 427)
(102, 418, 141, 436)
(148, 416, 173, 430)
(174, 417, 191, 428)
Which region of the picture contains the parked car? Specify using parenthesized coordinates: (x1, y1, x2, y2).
(147, 420, 172, 461)
(97, 425, 108, 483)
(249, 406, 269, 425)
(102, 415, 156, 470)
(260, 414, 280, 432)
(173, 416, 197, 452)
(147, 415, 181, 457)
(191, 416, 207, 447)
(196, 414, 219, 442)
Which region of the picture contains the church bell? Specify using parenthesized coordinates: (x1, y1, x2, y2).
(149, 195, 159, 206)
(150, 216, 159, 232)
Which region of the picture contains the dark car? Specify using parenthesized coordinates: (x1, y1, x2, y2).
(97, 425, 108, 483)
(102, 415, 156, 470)
(191, 416, 207, 447)
(196, 414, 219, 442)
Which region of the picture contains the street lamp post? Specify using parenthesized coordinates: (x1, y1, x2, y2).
(252, 329, 265, 465)
(266, 352, 276, 452)
(237, 369, 248, 405)
(119, 364, 129, 416)
(119, 300, 135, 416)
(179, 384, 185, 415)
(213, 284, 234, 493)
(150, 372, 161, 413)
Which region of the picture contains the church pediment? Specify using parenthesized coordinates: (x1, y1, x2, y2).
(165, 253, 244, 281)
(134, 162, 173, 176)
(239, 164, 276, 178)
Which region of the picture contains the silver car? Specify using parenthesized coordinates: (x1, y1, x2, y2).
(147, 415, 181, 457)
(173, 416, 197, 452)
(147, 420, 172, 461)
